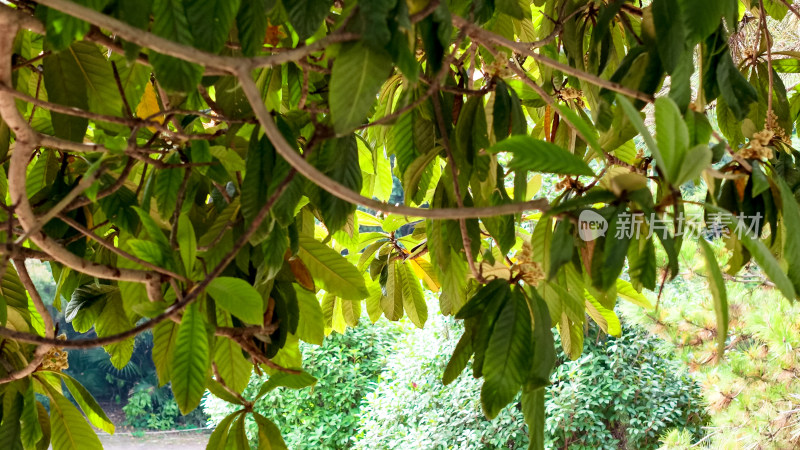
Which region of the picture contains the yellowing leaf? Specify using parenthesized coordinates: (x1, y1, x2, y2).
(135, 83, 164, 131)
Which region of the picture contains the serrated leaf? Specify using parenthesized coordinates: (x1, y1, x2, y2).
(286, 0, 331, 40)
(382, 259, 404, 321)
(717, 52, 758, 121)
(206, 411, 239, 450)
(442, 328, 474, 385)
(330, 42, 391, 133)
(236, 0, 270, 56)
(0, 392, 23, 450)
(316, 136, 362, 232)
(171, 303, 210, 414)
(184, 0, 240, 53)
(253, 412, 289, 450)
(155, 158, 184, 221)
(399, 262, 427, 328)
(95, 294, 135, 369)
(481, 290, 532, 419)
(297, 235, 368, 300)
(295, 286, 324, 345)
(152, 320, 178, 385)
(206, 277, 266, 324)
(151, 0, 203, 92)
(615, 278, 653, 309)
(584, 292, 621, 337)
(56, 373, 115, 434)
(42, 46, 88, 142)
(177, 215, 196, 276)
(44, 387, 103, 450)
(214, 337, 252, 394)
(487, 135, 594, 176)
(654, 96, 689, 182)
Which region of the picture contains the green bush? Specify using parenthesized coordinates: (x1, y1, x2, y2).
(203, 319, 401, 448)
(358, 314, 707, 450)
(546, 326, 708, 449)
(205, 312, 706, 449)
(355, 313, 528, 450)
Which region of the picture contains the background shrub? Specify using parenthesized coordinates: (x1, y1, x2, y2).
(205, 301, 707, 449)
(203, 318, 401, 448)
(546, 325, 708, 449)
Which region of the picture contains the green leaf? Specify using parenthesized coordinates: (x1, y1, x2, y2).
(56, 373, 115, 434)
(316, 136, 362, 232)
(487, 135, 594, 176)
(553, 104, 601, 156)
(206, 277, 266, 324)
(698, 238, 728, 357)
(286, 0, 331, 40)
(236, 0, 271, 56)
(403, 151, 439, 206)
(399, 262, 427, 328)
(44, 386, 103, 450)
(617, 95, 664, 174)
(151, 0, 203, 92)
(42, 46, 88, 142)
(382, 259, 404, 321)
(456, 279, 509, 319)
(653, 0, 686, 73)
(95, 294, 135, 369)
(521, 387, 545, 450)
(257, 371, 317, 397)
(708, 204, 796, 300)
(67, 42, 124, 118)
(677, 0, 726, 43)
(253, 412, 289, 450)
(294, 286, 324, 345)
(0, 392, 23, 450)
(206, 411, 240, 450)
(616, 278, 653, 309)
(584, 292, 621, 337)
(150, 320, 178, 386)
(155, 158, 185, 222)
(171, 303, 211, 414)
(654, 96, 689, 183)
(65, 284, 113, 333)
(242, 132, 276, 243)
(20, 385, 42, 449)
(132, 206, 171, 249)
(41, 4, 90, 52)
(481, 290, 532, 419)
(330, 42, 392, 133)
(128, 239, 173, 269)
(184, 0, 240, 53)
(442, 328, 474, 385)
(772, 58, 800, 73)
(214, 337, 252, 394)
(717, 52, 758, 120)
(776, 176, 800, 296)
(177, 215, 196, 275)
(297, 235, 369, 300)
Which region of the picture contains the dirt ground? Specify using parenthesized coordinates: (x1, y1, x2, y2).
(98, 431, 210, 450)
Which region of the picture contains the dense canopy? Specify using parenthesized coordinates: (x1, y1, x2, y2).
(0, 0, 798, 448)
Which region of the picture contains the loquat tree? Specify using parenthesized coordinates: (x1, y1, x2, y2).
(0, 0, 798, 448)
